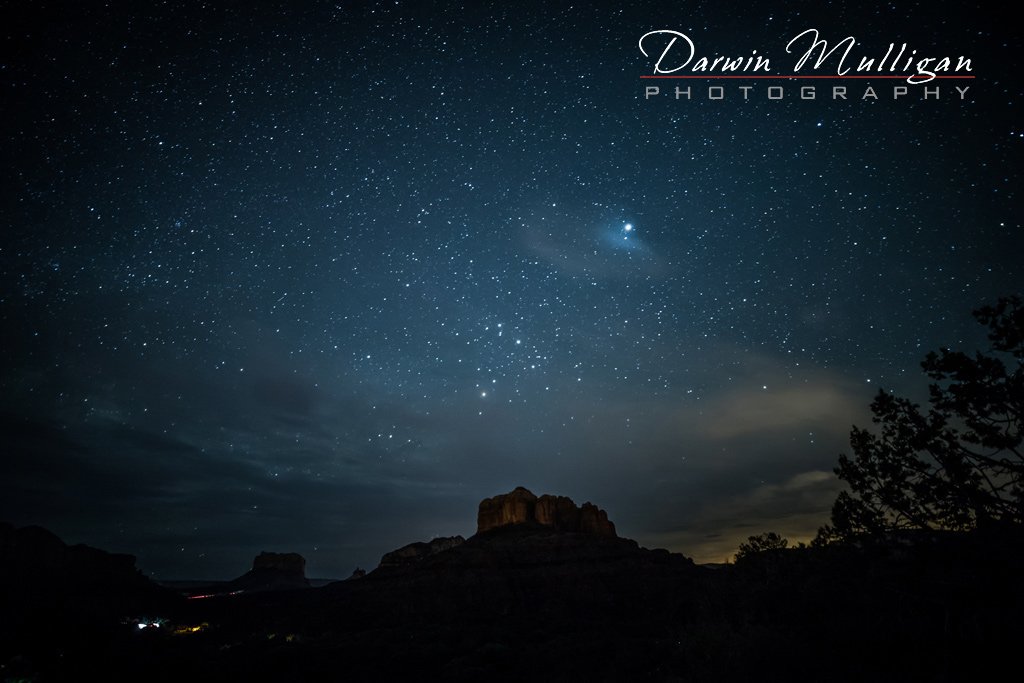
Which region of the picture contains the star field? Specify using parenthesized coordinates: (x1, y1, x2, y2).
(1, 1, 1020, 576)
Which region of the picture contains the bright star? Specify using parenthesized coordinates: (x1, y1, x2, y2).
(602, 221, 646, 253)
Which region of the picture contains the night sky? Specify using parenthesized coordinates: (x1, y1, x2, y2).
(2, 1, 1020, 579)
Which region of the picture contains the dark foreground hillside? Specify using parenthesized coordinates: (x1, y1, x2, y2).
(2, 518, 1022, 681)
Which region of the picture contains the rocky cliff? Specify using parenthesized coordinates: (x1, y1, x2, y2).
(476, 486, 616, 536)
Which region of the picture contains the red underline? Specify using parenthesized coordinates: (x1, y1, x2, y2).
(640, 75, 975, 80)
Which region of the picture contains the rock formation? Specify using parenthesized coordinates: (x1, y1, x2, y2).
(379, 536, 465, 568)
(578, 501, 615, 536)
(231, 550, 310, 591)
(534, 494, 578, 528)
(0, 521, 147, 587)
(252, 551, 306, 575)
(477, 486, 538, 530)
(476, 487, 617, 537)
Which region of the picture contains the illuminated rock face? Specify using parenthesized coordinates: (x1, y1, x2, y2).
(535, 495, 580, 528)
(477, 486, 538, 531)
(476, 487, 617, 537)
(578, 502, 615, 536)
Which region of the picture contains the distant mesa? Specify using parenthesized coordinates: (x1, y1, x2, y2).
(166, 551, 313, 597)
(252, 550, 306, 575)
(230, 551, 310, 592)
(477, 486, 617, 537)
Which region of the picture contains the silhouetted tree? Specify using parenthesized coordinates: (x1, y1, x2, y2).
(735, 531, 789, 560)
(819, 296, 1024, 542)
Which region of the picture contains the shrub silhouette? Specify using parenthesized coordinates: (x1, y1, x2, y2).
(735, 531, 789, 560)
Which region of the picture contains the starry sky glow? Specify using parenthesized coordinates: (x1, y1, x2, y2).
(1, 0, 1020, 578)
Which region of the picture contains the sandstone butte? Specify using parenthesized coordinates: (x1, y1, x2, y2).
(476, 486, 617, 537)
(376, 487, 620, 569)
